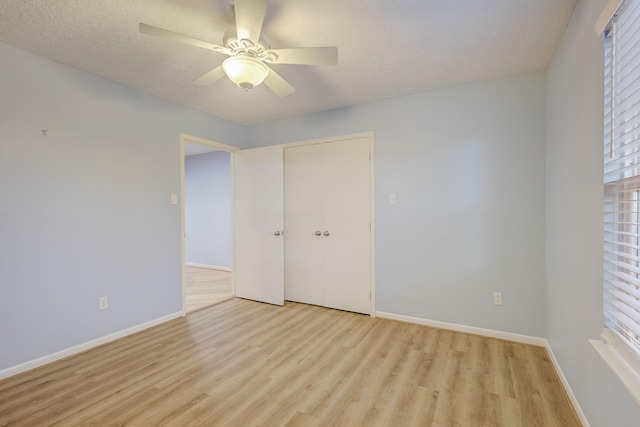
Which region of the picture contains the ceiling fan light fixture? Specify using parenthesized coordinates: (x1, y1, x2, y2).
(222, 56, 270, 90)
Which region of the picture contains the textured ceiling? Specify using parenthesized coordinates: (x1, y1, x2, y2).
(0, 0, 577, 125)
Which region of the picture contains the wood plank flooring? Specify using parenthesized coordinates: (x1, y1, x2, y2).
(0, 299, 581, 426)
(185, 266, 233, 313)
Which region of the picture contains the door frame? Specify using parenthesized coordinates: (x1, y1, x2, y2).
(283, 131, 376, 316)
(180, 133, 239, 316)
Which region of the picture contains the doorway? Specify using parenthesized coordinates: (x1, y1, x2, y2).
(180, 134, 238, 314)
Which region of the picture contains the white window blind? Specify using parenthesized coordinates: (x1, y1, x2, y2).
(604, 0, 640, 369)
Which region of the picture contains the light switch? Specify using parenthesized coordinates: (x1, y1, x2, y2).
(170, 194, 178, 205)
(389, 193, 396, 205)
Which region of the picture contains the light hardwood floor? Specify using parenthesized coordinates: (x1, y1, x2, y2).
(185, 266, 233, 313)
(0, 299, 580, 426)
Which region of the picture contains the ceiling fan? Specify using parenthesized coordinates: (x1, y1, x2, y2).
(139, 0, 338, 97)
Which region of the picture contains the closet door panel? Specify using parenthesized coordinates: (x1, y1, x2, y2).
(284, 144, 324, 305)
(322, 137, 371, 314)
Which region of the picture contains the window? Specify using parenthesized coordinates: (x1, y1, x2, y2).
(604, 182, 640, 368)
(601, 0, 640, 391)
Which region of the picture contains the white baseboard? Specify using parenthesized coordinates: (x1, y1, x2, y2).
(547, 341, 591, 427)
(0, 311, 182, 381)
(376, 311, 547, 346)
(185, 262, 232, 272)
(376, 310, 589, 426)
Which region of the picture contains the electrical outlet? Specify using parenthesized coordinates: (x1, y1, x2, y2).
(170, 194, 178, 205)
(99, 296, 108, 311)
(493, 292, 503, 306)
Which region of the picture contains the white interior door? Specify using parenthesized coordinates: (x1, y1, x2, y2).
(234, 145, 284, 305)
(322, 137, 371, 314)
(284, 144, 324, 305)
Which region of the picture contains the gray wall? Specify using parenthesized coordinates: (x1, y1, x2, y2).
(0, 41, 244, 370)
(185, 151, 232, 268)
(546, 0, 640, 425)
(247, 71, 548, 337)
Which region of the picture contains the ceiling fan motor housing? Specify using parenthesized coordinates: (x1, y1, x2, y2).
(223, 29, 265, 52)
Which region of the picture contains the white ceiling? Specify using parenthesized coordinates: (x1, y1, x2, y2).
(0, 0, 576, 126)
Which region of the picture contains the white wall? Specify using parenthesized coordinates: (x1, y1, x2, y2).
(0, 42, 244, 370)
(247, 71, 548, 337)
(546, 0, 640, 425)
(185, 151, 232, 268)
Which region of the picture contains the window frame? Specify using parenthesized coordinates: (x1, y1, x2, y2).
(593, 0, 640, 406)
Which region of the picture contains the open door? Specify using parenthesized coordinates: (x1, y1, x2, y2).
(234, 145, 284, 305)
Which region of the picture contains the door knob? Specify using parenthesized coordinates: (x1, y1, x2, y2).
(323, 231, 330, 236)
(273, 231, 281, 236)
(315, 231, 322, 236)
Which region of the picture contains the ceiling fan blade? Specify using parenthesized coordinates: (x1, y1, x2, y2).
(139, 23, 230, 55)
(193, 66, 226, 86)
(265, 46, 338, 66)
(234, 0, 267, 46)
(263, 67, 296, 97)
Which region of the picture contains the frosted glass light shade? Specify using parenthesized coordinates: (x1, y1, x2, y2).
(222, 56, 270, 90)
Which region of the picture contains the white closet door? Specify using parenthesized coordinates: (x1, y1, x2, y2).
(322, 137, 371, 314)
(284, 144, 324, 305)
(234, 145, 284, 306)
